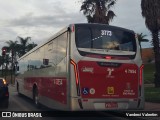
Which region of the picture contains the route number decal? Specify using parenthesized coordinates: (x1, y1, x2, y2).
(101, 30, 112, 36)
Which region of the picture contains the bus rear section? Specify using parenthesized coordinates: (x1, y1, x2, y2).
(69, 24, 144, 111)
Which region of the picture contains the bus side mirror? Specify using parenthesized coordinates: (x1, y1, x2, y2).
(17, 66, 19, 71)
(15, 66, 20, 76)
(67, 27, 71, 32)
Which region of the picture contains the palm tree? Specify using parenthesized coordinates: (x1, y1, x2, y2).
(0, 55, 4, 71)
(17, 36, 31, 57)
(141, 0, 160, 87)
(4, 40, 19, 81)
(0, 56, 3, 66)
(80, 0, 116, 24)
(5, 40, 18, 56)
(26, 42, 37, 52)
(137, 33, 149, 56)
(0, 55, 5, 76)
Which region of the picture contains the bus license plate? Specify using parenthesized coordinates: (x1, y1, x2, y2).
(105, 102, 118, 108)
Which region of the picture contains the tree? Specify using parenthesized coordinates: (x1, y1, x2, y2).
(4, 37, 37, 58)
(137, 33, 149, 56)
(80, 0, 116, 24)
(0, 56, 3, 67)
(26, 42, 37, 52)
(4, 40, 19, 83)
(2, 37, 37, 83)
(3, 40, 18, 72)
(17, 36, 31, 57)
(5, 40, 18, 56)
(0, 55, 6, 77)
(141, 0, 160, 87)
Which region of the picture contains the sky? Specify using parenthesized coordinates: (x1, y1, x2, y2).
(0, 0, 152, 50)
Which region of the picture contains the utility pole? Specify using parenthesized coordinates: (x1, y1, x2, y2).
(11, 49, 14, 84)
(1, 57, 4, 76)
(1, 48, 6, 77)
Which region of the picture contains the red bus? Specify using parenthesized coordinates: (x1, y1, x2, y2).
(15, 23, 144, 110)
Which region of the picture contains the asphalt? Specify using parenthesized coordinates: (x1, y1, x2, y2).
(145, 102, 160, 111)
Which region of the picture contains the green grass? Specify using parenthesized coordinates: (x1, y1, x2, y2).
(144, 63, 155, 84)
(143, 64, 160, 103)
(145, 87, 160, 103)
(143, 63, 160, 103)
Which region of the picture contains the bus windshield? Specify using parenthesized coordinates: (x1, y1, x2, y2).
(75, 24, 137, 56)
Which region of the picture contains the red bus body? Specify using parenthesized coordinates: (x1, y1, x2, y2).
(15, 24, 144, 111)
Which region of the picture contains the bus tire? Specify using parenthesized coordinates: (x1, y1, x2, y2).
(33, 87, 40, 108)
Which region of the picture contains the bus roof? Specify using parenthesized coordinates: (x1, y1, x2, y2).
(74, 23, 135, 33)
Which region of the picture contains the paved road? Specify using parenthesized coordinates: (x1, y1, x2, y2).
(0, 85, 159, 120)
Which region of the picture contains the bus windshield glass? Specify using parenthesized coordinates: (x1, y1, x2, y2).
(75, 24, 137, 56)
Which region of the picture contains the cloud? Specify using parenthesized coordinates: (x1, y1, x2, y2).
(7, 12, 85, 28)
(0, 0, 86, 47)
(0, 0, 151, 49)
(110, 0, 151, 48)
(4, 0, 86, 31)
(4, 11, 86, 45)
